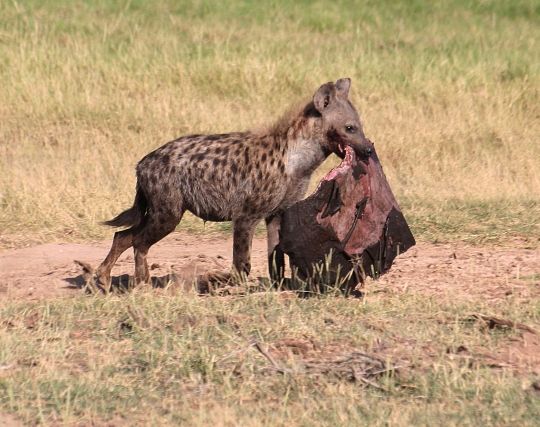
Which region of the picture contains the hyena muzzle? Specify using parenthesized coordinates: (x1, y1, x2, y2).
(95, 78, 373, 290)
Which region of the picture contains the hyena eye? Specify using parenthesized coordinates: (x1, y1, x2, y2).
(345, 125, 356, 133)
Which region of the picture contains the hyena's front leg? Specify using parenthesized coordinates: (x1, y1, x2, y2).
(232, 217, 259, 277)
(196, 217, 258, 292)
(266, 214, 285, 282)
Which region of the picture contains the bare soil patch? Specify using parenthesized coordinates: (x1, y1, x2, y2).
(0, 232, 263, 301)
(0, 413, 23, 427)
(0, 233, 538, 304)
(374, 240, 540, 303)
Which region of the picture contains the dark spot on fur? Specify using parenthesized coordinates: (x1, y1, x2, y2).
(213, 158, 221, 167)
(231, 163, 238, 174)
(192, 153, 205, 162)
(326, 127, 345, 145)
(322, 145, 332, 157)
(206, 134, 222, 141)
(261, 153, 267, 162)
(279, 162, 285, 173)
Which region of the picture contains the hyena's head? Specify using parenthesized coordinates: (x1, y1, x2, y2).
(313, 78, 373, 159)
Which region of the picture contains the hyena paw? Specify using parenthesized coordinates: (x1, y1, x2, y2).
(74, 260, 110, 293)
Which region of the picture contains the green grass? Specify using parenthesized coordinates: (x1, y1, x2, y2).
(0, 0, 539, 245)
(1, 287, 539, 426)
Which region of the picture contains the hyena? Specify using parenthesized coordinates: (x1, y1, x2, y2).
(95, 78, 373, 290)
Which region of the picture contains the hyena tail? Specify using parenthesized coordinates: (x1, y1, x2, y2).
(102, 184, 147, 228)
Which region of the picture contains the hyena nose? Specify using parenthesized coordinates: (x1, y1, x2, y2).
(352, 139, 373, 159)
(363, 139, 374, 157)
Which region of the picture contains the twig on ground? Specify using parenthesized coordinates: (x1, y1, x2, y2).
(249, 340, 400, 390)
(467, 313, 537, 334)
(352, 368, 387, 391)
(251, 341, 293, 375)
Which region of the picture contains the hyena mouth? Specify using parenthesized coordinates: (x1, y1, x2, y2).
(324, 144, 355, 181)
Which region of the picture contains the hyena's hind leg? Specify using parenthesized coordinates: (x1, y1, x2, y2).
(132, 206, 184, 285)
(95, 227, 137, 291)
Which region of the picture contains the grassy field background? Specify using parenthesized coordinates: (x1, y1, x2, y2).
(1, 1, 539, 425)
(0, 0, 539, 246)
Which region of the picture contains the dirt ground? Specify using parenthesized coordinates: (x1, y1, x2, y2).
(0, 232, 259, 301)
(0, 232, 538, 303)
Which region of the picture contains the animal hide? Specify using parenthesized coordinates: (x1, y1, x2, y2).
(278, 146, 415, 294)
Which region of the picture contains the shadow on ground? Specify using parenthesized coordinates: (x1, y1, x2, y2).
(63, 273, 181, 293)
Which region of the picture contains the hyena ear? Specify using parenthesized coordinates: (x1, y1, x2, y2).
(313, 82, 337, 114)
(335, 78, 351, 99)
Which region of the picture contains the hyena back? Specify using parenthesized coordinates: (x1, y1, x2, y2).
(96, 78, 373, 289)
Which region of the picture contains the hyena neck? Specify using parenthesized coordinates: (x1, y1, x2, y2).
(266, 102, 328, 179)
(284, 133, 327, 178)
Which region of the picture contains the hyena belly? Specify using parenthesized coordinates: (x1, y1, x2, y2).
(178, 171, 255, 221)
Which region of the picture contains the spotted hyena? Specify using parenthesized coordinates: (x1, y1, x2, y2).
(95, 78, 373, 290)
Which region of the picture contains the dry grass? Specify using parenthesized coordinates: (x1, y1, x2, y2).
(0, 284, 539, 426)
(0, 0, 538, 246)
(1, 1, 540, 425)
